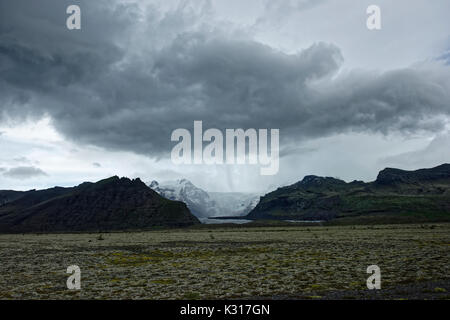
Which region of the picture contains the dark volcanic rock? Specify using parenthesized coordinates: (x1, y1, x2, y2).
(297, 175, 347, 188)
(0, 190, 28, 206)
(0, 176, 200, 233)
(376, 164, 450, 185)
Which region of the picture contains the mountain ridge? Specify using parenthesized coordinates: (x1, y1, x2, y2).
(0, 176, 200, 233)
(245, 163, 450, 224)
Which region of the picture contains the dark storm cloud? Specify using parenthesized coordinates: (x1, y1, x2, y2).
(1, 0, 450, 159)
(3, 166, 48, 179)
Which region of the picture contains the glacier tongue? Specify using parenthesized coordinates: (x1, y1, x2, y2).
(148, 179, 260, 219)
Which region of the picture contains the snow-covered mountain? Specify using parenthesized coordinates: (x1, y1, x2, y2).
(149, 179, 217, 218)
(208, 192, 260, 217)
(148, 179, 260, 219)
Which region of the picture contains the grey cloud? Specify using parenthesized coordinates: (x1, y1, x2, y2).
(296, 65, 450, 139)
(254, 0, 327, 28)
(3, 166, 48, 179)
(92, 162, 102, 168)
(439, 51, 450, 65)
(1, 0, 450, 160)
(279, 145, 317, 158)
(379, 134, 450, 170)
(13, 157, 32, 164)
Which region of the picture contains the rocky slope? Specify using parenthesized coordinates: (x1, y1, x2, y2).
(0, 190, 28, 206)
(246, 164, 450, 224)
(0, 176, 200, 233)
(149, 179, 216, 218)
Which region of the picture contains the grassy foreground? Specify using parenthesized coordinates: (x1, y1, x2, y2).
(0, 223, 449, 300)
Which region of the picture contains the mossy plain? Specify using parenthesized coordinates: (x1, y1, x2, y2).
(0, 223, 449, 299)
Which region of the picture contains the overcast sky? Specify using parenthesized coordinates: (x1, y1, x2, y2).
(1, 0, 450, 192)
